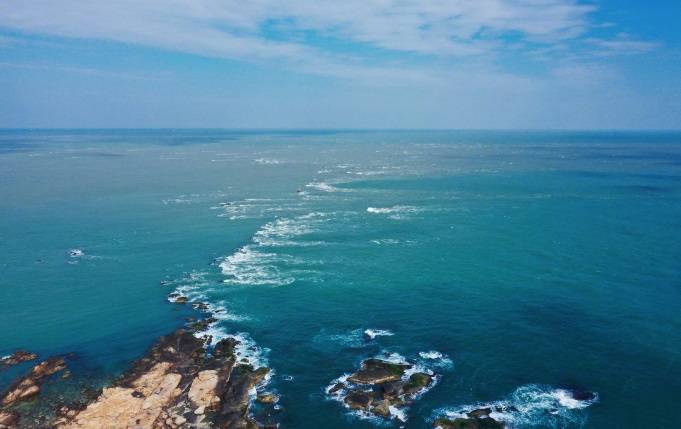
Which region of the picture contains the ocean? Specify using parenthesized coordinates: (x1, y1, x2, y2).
(1, 129, 680, 428)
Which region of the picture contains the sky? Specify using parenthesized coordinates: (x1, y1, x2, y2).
(0, 0, 680, 129)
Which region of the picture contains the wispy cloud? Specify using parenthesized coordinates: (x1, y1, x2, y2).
(585, 33, 659, 56)
(0, 0, 657, 82)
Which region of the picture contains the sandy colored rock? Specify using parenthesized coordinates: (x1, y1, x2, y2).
(1, 357, 67, 406)
(0, 410, 18, 428)
(188, 370, 220, 410)
(0, 351, 37, 369)
(1, 378, 40, 405)
(58, 362, 182, 429)
(30, 357, 66, 378)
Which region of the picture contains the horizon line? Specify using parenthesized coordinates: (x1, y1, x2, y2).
(2, 127, 681, 133)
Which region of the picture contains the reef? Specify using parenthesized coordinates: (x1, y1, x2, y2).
(327, 357, 436, 422)
(0, 351, 38, 371)
(1, 357, 68, 407)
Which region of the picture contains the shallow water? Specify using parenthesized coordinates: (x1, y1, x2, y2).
(1, 130, 680, 428)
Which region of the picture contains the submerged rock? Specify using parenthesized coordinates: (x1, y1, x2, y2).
(1, 356, 67, 406)
(0, 351, 38, 370)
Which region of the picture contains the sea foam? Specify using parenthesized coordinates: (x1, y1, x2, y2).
(433, 384, 599, 428)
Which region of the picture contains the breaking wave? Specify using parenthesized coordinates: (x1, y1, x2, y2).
(433, 384, 599, 428)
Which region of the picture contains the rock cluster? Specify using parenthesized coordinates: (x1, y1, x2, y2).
(1, 356, 67, 407)
(433, 407, 506, 429)
(328, 358, 436, 421)
(52, 328, 274, 429)
(0, 351, 37, 371)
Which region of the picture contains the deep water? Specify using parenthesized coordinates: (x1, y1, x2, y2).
(1, 130, 680, 428)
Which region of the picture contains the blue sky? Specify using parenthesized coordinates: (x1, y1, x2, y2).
(0, 0, 679, 129)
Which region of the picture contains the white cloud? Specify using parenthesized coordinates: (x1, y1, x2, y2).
(0, 0, 657, 83)
(0, 1, 599, 56)
(585, 33, 659, 56)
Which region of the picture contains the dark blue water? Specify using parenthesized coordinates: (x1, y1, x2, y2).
(1, 130, 680, 428)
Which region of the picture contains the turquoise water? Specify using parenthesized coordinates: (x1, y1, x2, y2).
(1, 130, 680, 428)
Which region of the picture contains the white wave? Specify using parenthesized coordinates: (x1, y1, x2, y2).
(318, 328, 392, 348)
(166, 271, 272, 407)
(375, 351, 409, 365)
(434, 384, 598, 428)
(254, 158, 282, 165)
(219, 246, 294, 286)
(367, 205, 423, 219)
(67, 248, 102, 261)
(553, 389, 595, 409)
(166, 272, 247, 322)
(228, 332, 271, 370)
(353, 170, 386, 176)
(364, 329, 395, 340)
(68, 249, 84, 257)
(388, 405, 407, 422)
(370, 239, 400, 245)
(253, 216, 321, 247)
(418, 351, 454, 368)
(305, 181, 343, 192)
(162, 197, 192, 205)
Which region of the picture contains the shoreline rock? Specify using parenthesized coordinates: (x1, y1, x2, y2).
(0, 351, 38, 371)
(0, 319, 275, 428)
(1, 356, 67, 407)
(51, 327, 273, 429)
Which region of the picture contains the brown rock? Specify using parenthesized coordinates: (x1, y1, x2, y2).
(372, 399, 391, 417)
(1, 356, 67, 406)
(30, 357, 66, 378)
(347, 359, 411, 385)
(344, 391, 372, 410)
(467, 408, 492, 419)
(1, 378, 40, 405)
(188, 369, 220, 410)
(256, 392, 278, 404)
(0, 411, 19, 429)
(0, 350, 37, 369)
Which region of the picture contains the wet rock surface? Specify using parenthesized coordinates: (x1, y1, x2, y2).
(0, 351, 38, 371)
(1, 357, 67, 407)
(327, 357, 437, 423)
(433, 415, 505, 429)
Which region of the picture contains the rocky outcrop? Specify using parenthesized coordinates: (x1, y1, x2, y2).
(1, 357, 67, 406)
(328, 357, 436, 422)
(433, 416, 505, 429)
(0, 410, 18, 429)
(0, 351, 37, 371)
(53, 328, 273, 429)
(347, 359, 411, 385)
